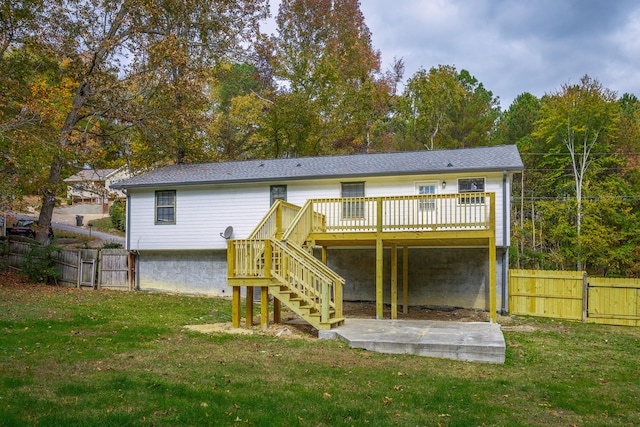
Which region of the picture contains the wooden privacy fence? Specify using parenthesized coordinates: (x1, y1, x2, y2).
(2, 238, 133, 290)
(509, 269, 640, 326)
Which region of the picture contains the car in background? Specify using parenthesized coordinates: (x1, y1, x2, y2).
(7, 219, 53, 238)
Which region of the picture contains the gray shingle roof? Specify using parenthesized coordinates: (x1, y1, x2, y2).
(113, 145, 523, 189)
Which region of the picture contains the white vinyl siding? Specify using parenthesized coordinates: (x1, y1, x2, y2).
(126, 172, 511, 250)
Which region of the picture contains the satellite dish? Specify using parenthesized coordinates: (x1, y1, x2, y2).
(220, 226, 233, 239)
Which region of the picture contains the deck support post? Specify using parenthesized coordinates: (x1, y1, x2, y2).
(376, 238, 383, 319)
(489, 237, 497, 323)
(321, 246, 327, 265)
(232, 286, 241, 328)
(260, 286, 269, 331)
(403, 246, 409, 314)
(246, 287, 254, 326)
(391, 243, 398, 319)
(273, 298, 281, 324)
(376, 198, 384, 320)
(489, 193, 497, 323)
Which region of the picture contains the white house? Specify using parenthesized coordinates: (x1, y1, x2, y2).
(114, 145, 523, 326)
(65, 166, 129, 204)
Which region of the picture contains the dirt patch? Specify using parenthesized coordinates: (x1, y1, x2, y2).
(186, 302, 517, 340)
(185, 318, 317, 339)
(341, 301, 515, 324)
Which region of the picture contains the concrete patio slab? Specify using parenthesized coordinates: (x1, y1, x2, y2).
(318, 319, 505, 363)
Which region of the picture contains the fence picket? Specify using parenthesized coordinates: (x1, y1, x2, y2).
(509, 269, 640, 326)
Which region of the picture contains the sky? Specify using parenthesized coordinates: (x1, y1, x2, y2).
(264, 0, 640, 109)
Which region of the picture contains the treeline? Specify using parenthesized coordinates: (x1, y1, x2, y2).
(1, 1, 639, 276)
(497, 80, 640, 277)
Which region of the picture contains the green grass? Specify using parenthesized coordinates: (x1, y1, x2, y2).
(1, 272, 639, 426)
(88, 216, 125, 237)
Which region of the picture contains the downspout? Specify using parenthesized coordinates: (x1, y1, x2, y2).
(125, 191, 131, 251)
(125, 191, 140, 291)
(501, 170, 509, 315)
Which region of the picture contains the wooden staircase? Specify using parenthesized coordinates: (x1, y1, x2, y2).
(269, 284, 344, 330)
(228, 201, 345, 330)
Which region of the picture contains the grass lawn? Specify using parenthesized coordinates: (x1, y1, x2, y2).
(1, 270, 639, 426)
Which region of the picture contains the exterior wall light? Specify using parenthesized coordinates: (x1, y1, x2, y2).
(441, 181, 446, 189)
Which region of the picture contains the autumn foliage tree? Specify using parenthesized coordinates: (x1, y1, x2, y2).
(395, 65, 499, 151)
(268, 0, 390, 156)
(1, 0, 268, 243)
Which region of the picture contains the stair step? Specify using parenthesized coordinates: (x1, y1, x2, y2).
(323, 317, 345, 325)
(308, 310, 336, 318)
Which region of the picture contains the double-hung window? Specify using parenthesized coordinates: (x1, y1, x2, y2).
(341, 182, 364, 218)
(155, 190, 176, 224)
(458, 178, 485, 204)
(416, 182, 437, 211)
(270, 185, 287, 206)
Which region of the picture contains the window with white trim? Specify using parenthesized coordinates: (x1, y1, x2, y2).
(416, 182, 437, 211)
(458, 178, 485, 204)
(155, 190, 176, 224)
(341, 182, 364, 218)
(270, 185, 287, 206)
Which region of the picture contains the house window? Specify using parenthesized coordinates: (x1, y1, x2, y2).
(155, 190, 176, 224)
(458, 178, 485, 204)
(270, 185, 287, 206)
(416, 182, 437, 211)
(341, 182, 364, 218)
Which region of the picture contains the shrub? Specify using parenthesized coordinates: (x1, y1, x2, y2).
(109, 200, 126, 232)
(21, 242, 62, 284)
(102, 242, 123, 249)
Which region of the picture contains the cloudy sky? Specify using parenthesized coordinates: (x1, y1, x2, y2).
(265, 0, 640, 108)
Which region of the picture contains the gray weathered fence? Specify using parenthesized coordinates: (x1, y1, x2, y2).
(1, 237, 132, 290)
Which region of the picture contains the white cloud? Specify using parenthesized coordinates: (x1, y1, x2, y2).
(266, 0, 640, 107)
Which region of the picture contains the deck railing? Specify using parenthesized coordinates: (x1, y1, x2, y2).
(308, 193, 493, 233)
(270, 239, 343, 321)
(281, 200, 326, 246)
(247, 200, 302, 240)
(228, 238, 344, 322)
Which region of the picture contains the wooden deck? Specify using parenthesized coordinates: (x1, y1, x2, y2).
(228, 194, 497, 330)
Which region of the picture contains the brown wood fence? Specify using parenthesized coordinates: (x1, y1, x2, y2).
(509, 269, 640, 326)
(1, 238, 132, 290)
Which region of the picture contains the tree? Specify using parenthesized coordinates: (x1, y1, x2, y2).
(270, 0, 388, 156)
(397, 65, 464, 150)
(448, 70, 500, 147)
(396, 66, 499, 151)
(534, 75, 618, 270)
(2, 0, 268, 243)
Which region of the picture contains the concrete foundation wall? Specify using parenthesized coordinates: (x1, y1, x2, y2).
(321, 247, 505, 311)
(137, 250, 229, 296)
(134, 247, 506, 311)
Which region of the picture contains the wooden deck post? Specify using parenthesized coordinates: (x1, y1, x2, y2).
(232, 286, 241, 328)
(489, 236, 496, 323)
(246, 287, 254, 326)
(391, 243, 398, 319)
(403, 246, 409, 314)
(321, 246, 327, 265)
(376, 197, 384, 320)
(489, 193, 497, 323)
(273, 298, 281, 324)
(260, 286, 269, 331)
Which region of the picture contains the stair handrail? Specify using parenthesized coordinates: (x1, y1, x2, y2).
(247, 200, 302, 240)
(281, 200, 325, 246)
(269, 238, 343, 321)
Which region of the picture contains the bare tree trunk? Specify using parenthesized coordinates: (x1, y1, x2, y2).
(35, 6, 128, 244)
